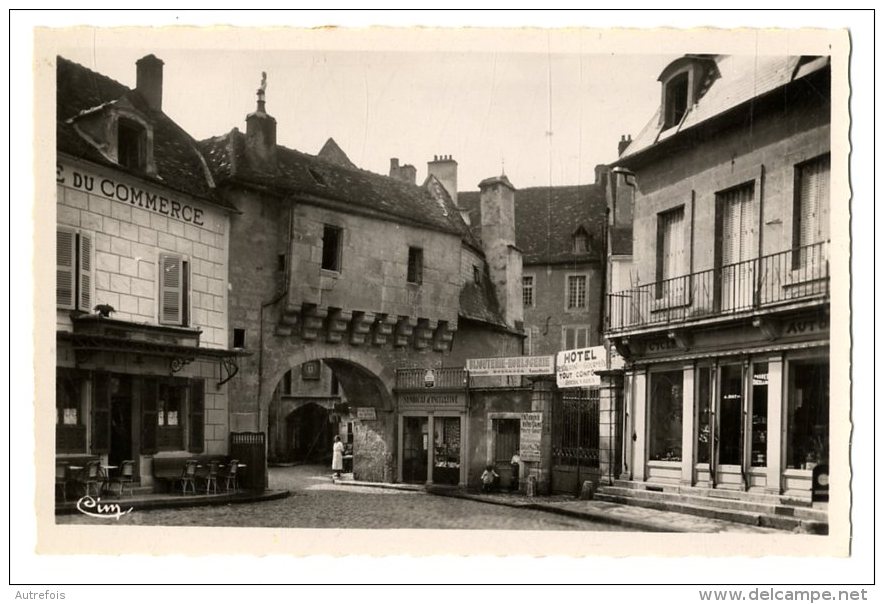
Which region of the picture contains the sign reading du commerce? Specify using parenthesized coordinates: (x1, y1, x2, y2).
(556, 346, 607, 388)
(466, 355, 555, 377)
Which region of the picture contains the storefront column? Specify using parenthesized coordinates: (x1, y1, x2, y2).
(425, 413, 435, 486)
(597, 371, 623, 486)
(765, 356, 785, 495)
(458, 413, 467, 487)
(680, 364, 695, 485)
(633, 369, 648, 482)
(620, 371, 634, 480)
(396, 414, 404, 483)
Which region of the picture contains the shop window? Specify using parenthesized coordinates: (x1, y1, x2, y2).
(157, 382, 186, 451)
(522, 275, 534, 307)
(493, 419, 520, 463)
(750, 363, 769, 467)
(433, 417, 461, 485)
(695, 366, 713, 465)
(407, 247, 423, 284)
(648, 370, 683, 462)
(321, 224, 342, 272)
(57, 228, 92, 311)
(787, 359, 830, 470)
(663, 72, 689, 129)
(159, 254, 190, 326)
(56, 370, 86, 453)
(117, 117, 147, 171)
(562, 325, 590, 350)
(566, 274, 587, 309)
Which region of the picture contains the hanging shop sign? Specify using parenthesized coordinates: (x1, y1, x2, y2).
(556, 345, 607, 388)
(466, 355, 555, 377)
(519, 412, 543, 462)
(356, 407, 377, 421)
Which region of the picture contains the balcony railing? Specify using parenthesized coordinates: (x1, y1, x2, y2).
(606, 241, 829, 332)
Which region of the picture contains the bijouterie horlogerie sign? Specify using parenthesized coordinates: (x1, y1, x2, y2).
(466, 355, 555, 377)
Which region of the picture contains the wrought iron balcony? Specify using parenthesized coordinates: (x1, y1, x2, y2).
(605, 241, 829, 333)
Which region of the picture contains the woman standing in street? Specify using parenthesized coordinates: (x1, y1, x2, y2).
(332, 435, 344, 479)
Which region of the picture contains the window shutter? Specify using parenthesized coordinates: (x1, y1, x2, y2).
(77, 232, 93, 311)
(56, 229, 76, 309)
(661, 208, 685, 279)
(720, 185, 755, 265)
(799, 158, 830, 247)
(188, 380, 205, 453)
(159, 255, 183, 325)
(140, 378, 158, 454)
(91, 373, 111, 453)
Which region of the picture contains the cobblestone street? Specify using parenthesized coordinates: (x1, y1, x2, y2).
(56, 465, 630, 530)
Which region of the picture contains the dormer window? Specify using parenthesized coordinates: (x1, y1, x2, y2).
(572, 229, 589, 254)
(664, 72, 689, 129)
(117, 117, 147, 170)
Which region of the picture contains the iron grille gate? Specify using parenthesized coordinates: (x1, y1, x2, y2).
(551, 387, 600, 495)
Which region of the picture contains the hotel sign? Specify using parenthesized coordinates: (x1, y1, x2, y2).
(398, 392, 467, 411)
(556, 346, 607, 388)
(466, 355, 555, 377)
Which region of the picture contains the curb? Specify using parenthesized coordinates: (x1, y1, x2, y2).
(55, 489, 291, 515)
(331, 478, 424, 492)
(426, 488, 685, 532)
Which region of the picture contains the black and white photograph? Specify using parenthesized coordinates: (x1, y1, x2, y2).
(11, 9, 874, 594)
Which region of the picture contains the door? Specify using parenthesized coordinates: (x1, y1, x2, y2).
(551, 388, 600, 495)
(109, 391, 133, 469)
(717, 184, 756, 312)
(402, 417, 428, 483)
(715, 363, 746, 489)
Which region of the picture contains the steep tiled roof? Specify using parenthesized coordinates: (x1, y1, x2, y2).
(458, 182, 606, 266)
(316, 137, 357, 169)
(619, 54, 829, 161)
(56, 56, 231, 209)
(200, 129, 463, 236)
(458, 270, 507, 328)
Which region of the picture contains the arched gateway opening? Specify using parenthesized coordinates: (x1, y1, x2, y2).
(264, 346, 396, 482)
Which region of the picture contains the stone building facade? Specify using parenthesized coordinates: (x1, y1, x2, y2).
(200, 87, 524, 485)
(604, 55, 832, 507)
(55, 56, 241, 488)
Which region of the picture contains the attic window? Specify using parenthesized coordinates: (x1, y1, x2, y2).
(573, 231, 589, 254)
(664, 72, 689, 129)
(117, 117, 147, 170)
(308, 168, 327, 186)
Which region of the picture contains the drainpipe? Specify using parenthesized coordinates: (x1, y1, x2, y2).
(256, 202, 295, 432)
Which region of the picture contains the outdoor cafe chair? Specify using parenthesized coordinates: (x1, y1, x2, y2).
(179, 460, 198, 495)
(55, 461, 70, 503)
(109, 460, 136, 497)
(203, 460, 221, 495)
(222, 459, 239, 492)
(81, 460, 104, 497)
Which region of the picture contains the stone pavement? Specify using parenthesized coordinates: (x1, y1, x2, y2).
(336, 477, 785, 533)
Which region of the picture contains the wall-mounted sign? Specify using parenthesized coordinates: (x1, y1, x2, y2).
(424, 369, 436, 388)
(519, 412, 543, 462)
(466, 355, 555, 377)
(556, 346, 607, 388)
(398, 392, 466, 411)
(356, 407, 377, 421)
(301, 360, 321, 380)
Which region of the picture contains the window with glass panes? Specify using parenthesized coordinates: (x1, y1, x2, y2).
(566, 274, 587, 309)
(562, 325, 591, 350)
(522, 275, 534, 307)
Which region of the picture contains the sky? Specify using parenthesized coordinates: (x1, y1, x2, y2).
(55, 30, 676, 190)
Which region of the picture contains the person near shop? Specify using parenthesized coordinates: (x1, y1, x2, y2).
(481, 465, 499, 492)
(509, 451, 521, 491)
(332, 435, 344, 479)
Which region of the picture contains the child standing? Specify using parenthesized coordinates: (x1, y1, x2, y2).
(481, 465, 499, 492)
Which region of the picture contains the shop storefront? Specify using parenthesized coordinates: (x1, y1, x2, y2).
(395, 369, 468, 486)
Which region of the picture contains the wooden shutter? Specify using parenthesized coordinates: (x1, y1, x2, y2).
(188, 380, 205, 453)
(720, 185, 755, 265)
(798, 157, 830, 247)
(159, 255, 183, 325)
(140, 378, 158, 454)
(56, 229, 76, 309)
(661, 208, 685, 279)
(91, 373, 111, 453)
(77, 232, 93, 311)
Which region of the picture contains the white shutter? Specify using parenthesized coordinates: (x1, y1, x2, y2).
(720, 185, 755, 265)
(799, 158, 830, 247)
(160, 255, 183, 325)
(661, 208, 685, 279)
(56, 229, 76, 309)
(77, 233, 93, 311)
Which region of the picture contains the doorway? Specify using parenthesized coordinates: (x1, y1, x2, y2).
(109, 391, 133, 469)
(402, 417, 428, 483)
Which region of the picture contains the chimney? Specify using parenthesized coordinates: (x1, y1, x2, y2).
(245, 72, 277, 172)
(478, 174, 522, 329)
(427, 155, 458, 205)
(610, 167, 635, 228)
(136, 54, 164, 111)
(389, 158, 417, 185)
(618, 134, 632, 156)
(594, 164, 608, 187)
